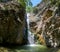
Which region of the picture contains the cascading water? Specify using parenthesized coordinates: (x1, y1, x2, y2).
(27, 13, 35, 44)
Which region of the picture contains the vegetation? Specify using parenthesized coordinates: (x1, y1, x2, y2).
(17, 0, 33, 13)
(0, 0, 60, 52)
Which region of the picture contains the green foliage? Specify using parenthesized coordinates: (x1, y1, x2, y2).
(26, 6, 32, 13)
(49, 0, 60, 7)
(18, 0, 26, 7)
(50, 0, 60, 15)
(25, 0, 33, 13)
(0, 0, 2, 2)
(50, 0, 57, 5)
(42, 0, 60, 6)
(18, 0, 32, 7)
(33, 7, 38, 14)
(17, 0, 33, 13)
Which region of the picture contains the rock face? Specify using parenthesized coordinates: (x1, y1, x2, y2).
(29, 0, 60, 47)
(0, 1, 27, 45)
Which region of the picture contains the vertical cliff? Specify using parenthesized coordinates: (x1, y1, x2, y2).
(30, 0, 60, 47)
(0, 0, 27, 45)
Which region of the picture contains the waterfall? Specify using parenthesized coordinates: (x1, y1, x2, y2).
(27, 13, 35, 44)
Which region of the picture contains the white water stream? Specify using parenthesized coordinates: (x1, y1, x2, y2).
(27, 13, 35, 44)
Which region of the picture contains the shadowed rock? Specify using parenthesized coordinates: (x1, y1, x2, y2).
(0, 1, 27, 45)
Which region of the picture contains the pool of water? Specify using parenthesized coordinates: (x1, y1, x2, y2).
(13, 45, 47, 52)
(10, 44, 59, 52)
(0, 44, 59, 52)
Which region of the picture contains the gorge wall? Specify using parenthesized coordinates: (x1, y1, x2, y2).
(0, 0, 27, 45)
(29, 0, 60, 47)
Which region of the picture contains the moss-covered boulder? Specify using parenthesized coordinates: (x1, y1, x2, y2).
(0, 1, 27, 45)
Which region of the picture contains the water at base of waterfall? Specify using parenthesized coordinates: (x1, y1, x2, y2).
(28, 30, 35, 44)
(26, 44, 41, 47)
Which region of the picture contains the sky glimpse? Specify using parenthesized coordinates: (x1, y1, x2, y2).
(31, 0, 42, 6)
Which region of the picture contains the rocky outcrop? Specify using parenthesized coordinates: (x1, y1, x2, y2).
(29, 0, 60, 47)
(0, 1, 27, 45)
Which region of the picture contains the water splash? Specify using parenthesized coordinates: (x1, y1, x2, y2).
(28, 31, 34, 44)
